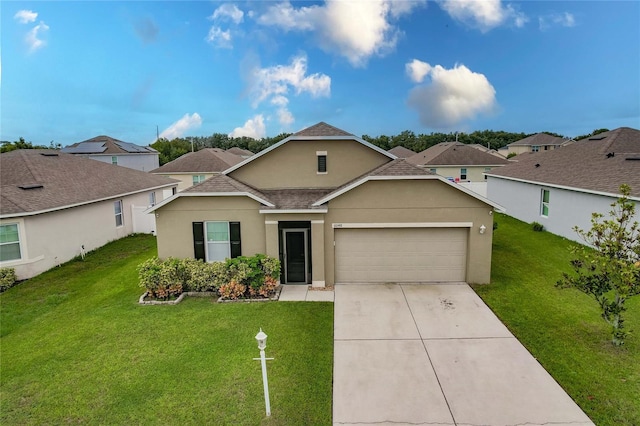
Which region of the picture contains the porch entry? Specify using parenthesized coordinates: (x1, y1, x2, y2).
(279, 221, 311, 284)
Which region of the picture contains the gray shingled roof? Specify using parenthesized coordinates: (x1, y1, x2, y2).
(508, 133, 567, 147)
(62, 135, 157, 154)
(387, 146, 416, 158)
(226, 147, 254, 157)
(294, 122, 353, 137)
(150, 148, 243, 173)
(407, 142, 511, 166)
(487, 127, 640, 198)
(1, 150, 177, 217)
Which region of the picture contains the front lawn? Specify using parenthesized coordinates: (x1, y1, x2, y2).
(473, 213, 640, 425)
(0, 235, 333, 425)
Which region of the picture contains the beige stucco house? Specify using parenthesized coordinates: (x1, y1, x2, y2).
(0, 150, 177, 280)
(506, 133, 572, 156)
(151, 148, 244, 192)
(150, 123, 502, 286)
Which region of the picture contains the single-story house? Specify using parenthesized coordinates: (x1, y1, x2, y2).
(387, 146, 416, 158)
(150, 122, 502, 286)
(486, 127, 640, 242)
(407, 142, 510, 183)
(0, 150, 178, 279)
(61, 135, 159, 171)
(150, 148, 244, 192)
(506, 133, 572, 156)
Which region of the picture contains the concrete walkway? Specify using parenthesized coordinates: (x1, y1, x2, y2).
(333, 283, 594, 426)
(278, 284, 335, 302)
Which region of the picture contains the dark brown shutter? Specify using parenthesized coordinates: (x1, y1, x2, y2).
(317, 155, 327, 173)
(193, 222, 205, 260)
(230, 222, 241, 258)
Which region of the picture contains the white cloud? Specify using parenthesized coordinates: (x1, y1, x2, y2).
(406, 62, 497, 128)
(246, 54, 331, 125)
(211, 4, 244, 24)
(14, 10, 37, 24)
(229, 115, 266, 139)
(159, 113, 202, 140)
(205, 26, 232, 48)
(539, 12, 576, 31)
(406, 59, 432, 83)
(257, 0, 424, 67)
(26, 21, 50, 53)
(437, 0, 527, 32)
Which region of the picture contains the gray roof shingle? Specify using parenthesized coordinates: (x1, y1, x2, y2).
(294, 122, 353, 137)
(387, 146, 416, 158)
(488, 127, 640, 198)
(1, 150, 177, 216)
(508, 133, 567, 147)
(150, 148, 243, 173)
(407, 142, 511, 166)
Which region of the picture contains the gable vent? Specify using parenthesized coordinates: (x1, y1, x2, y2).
(19, 184, 44, 190)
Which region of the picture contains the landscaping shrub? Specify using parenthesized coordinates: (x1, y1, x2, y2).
(137, 255, 281, 301)
(532, 221, 544, 232)
(0, 268, 17, 293)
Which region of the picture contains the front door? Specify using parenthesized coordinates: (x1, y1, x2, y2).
(284, 229, 308, 283)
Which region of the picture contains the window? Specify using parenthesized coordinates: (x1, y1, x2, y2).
(198, 221, 242, 262)
(111, 156, 118, 165)
(317, 151, 327, 174)
(172, 187, 177, 195)
(484, 167, 491, 180)
(149, 192, 156, 207)
(541, 189, 550, 217)
(114, 200, 123, 227)
(544, 145, 549, 151)
(429, 168, 437, 174)
(193, 175, 206, 185)
(0, 223, 21, 262)
(460, 168, 467, 180)
(532, 145, 540, 152)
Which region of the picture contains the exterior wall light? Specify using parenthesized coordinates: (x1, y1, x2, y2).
(479, 225, 487, 234)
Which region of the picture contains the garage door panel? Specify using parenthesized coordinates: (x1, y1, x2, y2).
(335, 228, 467, 283)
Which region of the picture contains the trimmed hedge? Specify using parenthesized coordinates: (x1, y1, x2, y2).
(138, 255, 281, 300)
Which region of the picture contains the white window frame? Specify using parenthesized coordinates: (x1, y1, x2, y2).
(0, 222, 22, 262)
(484, 167, 491, 180)
(205, 221, 231, 262)
(193, 175, 206, 185)
(114, 200, 124, 227)
(541, 189, 550, 217)
(429, 168, 437, 174)
(149, 192, 156, 207)
(111, 156, 118, 165)
(460, 168, 467, 180)
(532, 145, 540, 152)
(316, 151, 327, 174)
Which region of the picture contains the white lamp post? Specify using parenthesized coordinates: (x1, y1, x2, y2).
(254, 328, 273, 416)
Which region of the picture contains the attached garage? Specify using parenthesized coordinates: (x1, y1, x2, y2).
(334, 227, 468, 283)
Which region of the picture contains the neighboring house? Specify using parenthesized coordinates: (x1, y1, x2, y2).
(487, 127, 640, 242)
(226, 147, 254, 158)
(150, 148, 244, 192)
(407, 142, 511, 182)
(387, 146, 416, 158)
(150, 122, 502, 286)
(61, 135, 159, 171)
(0, 150, 178, 280)
(506, 133, 571, 156)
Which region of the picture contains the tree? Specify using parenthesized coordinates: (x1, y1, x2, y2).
(556, 184, 640, 345)
(1, 137, 51, 153)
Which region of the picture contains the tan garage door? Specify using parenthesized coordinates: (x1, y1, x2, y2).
(335, 228, 467, 283)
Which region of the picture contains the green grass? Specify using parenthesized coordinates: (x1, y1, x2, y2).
(472, 214, 640, 425)
(0, 235, 333, 425)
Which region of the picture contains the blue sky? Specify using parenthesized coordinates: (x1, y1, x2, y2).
(2, 1, 639, 146)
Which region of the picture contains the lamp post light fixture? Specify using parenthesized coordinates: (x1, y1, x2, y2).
(479, 224, 487, 234)
(254, 328, 274, 417)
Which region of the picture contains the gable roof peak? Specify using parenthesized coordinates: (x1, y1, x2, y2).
(294, 122, 354, 137)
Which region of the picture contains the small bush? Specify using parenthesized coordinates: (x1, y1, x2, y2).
(532, 222, 544, 232)
(219, 281, 246, 300)
(493, 221, 498, 231)
(0, 268, 17, 292)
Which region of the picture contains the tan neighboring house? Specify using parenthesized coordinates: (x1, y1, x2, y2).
(407, 142, 511, 183)
(61, 135, 160, 171)
(0, 150, 177, 280)
(506, 133, 572, 156)
(151, 148, 244, 192)
(149, 122, 502, 286)
(387, 146, 416, 158)
(487, 127, 640, 243)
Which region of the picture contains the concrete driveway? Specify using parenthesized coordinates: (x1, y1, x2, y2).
(333, 283, 594, 426)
